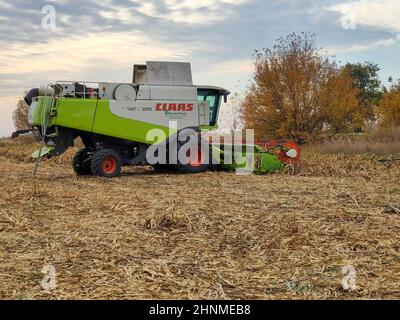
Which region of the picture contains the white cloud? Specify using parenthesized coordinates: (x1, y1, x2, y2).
(325, 37, 397, 54)
(100, 7, 145, 24)
(0, 32, 192, 78)
(137, 0, 252, 24)
(97, 0, 252, 25)
(0, 1, 13, 10)
(207, 59, 253, 75)
(324, 0, 400, 53)
(136, 3, 157, 17)
(329, 0, 400, 32)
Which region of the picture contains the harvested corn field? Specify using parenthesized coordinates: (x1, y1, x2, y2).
(1, 137, 400, 300)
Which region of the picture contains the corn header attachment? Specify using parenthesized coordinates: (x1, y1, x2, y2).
(211, 140, 301, 174)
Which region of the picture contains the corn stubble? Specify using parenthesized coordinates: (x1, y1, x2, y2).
(0, 137, 399, 299)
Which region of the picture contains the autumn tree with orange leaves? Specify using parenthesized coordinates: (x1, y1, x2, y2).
(378, 82, 400, 128)
(243, 33, 361, 143)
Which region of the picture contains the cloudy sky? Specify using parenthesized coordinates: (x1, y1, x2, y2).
(1, 0, 400, 136)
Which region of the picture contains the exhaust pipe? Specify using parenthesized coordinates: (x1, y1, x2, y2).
(24, 88, 39, 105)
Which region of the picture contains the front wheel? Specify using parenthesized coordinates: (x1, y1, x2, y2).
(90, 149, 122, 178)
(174, 139, 210, 174)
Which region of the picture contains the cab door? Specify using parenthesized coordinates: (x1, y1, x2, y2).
(197, 89, 221, 126)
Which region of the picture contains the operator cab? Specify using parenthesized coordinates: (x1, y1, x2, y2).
(197, 86, 230, 126)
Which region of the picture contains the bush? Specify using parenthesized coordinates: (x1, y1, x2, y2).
(304, 127, 400, 156)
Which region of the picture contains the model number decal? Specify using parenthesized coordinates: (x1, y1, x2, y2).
(123, 106, 153, 112)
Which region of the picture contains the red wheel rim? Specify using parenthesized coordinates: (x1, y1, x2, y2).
(188, 147, 204, 168)
(102, 157, 117, 174)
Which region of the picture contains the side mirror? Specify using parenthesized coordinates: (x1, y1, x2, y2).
(223, 94, 228, 103)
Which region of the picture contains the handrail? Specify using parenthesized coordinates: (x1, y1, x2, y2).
(53, 81, 134, 100)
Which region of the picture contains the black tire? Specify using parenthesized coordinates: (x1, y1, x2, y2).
(72, 149, 92, 176)
(90, 149, 121, 178)
(174, 138, 210, 174)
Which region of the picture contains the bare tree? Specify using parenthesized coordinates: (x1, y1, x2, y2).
(230, 92, 243, 130)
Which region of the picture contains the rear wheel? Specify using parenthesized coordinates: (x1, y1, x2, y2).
(91, 149, 121, 178)
(72, 149, 92, 176)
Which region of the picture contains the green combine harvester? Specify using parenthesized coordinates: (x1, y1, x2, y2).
(14, 61, 300, 177)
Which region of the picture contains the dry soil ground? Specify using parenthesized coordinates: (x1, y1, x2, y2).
(0, 138, 400, 299)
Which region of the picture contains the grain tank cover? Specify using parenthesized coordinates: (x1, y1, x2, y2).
(133, 61, 193, 86)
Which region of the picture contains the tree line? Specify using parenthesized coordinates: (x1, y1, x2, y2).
(242, 32, 400, 143)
